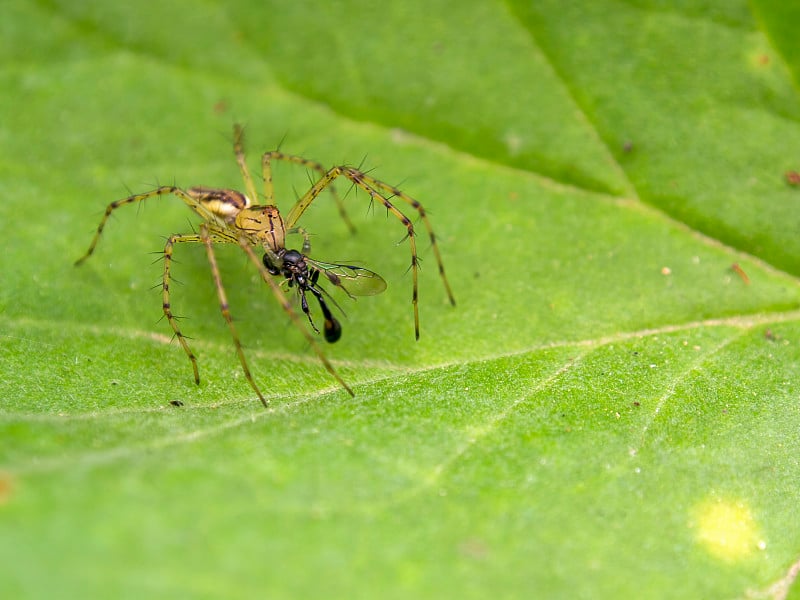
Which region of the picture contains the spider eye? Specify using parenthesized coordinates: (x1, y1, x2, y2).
(324, 317, 342, 343)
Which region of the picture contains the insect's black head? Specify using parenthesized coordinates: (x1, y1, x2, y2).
(282, 249, 303, 267)
(279, 249, 311, 288)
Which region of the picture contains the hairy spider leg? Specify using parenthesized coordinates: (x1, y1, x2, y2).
(196, 224, 270, 407)
(75, 185, 274, 404)
(164, 228, 273, 406)
(282, 165, 456, 339)
(162, 233, 204, 387)
(336, 169, 455, 308)
(165, 222, 349, 405)
(232, 124, 259, 207)
(238, 241, 355, 397)
(74, 186, 219, 266)
(262, 150, 356, 234)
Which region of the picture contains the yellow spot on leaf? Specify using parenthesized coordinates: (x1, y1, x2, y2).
(691, 497, 765, 562)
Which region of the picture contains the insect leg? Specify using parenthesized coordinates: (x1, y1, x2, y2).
(307, 285, 342, 343)
(298, 288, 320, 333)
(238, 241, 354, 396)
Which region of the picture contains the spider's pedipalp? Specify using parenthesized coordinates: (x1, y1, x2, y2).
(286, 226, 313, 256)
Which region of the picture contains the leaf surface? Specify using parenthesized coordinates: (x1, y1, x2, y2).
(2, 1, 800, 598)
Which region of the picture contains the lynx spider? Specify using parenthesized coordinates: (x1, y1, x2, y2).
(75, 125, 455, 405)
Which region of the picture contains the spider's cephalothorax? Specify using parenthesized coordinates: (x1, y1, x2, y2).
(75, 124, 455, 406)
(263, 249, 342, 344)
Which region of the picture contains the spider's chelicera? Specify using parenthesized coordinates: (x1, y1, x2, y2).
(75, 125, 455, 406)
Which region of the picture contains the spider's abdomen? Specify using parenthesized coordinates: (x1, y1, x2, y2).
(188, 186, 251, 224)
(235, 205, 286, 252)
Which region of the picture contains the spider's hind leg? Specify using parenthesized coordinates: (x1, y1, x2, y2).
(75, 186, 221, 266)
(75, 186, 205, 266)
(232, 124, 259, 205)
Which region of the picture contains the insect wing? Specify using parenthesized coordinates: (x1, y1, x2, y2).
(307, 259, 387, 296)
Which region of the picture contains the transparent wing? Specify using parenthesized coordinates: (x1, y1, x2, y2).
(306, 258, 387, 297)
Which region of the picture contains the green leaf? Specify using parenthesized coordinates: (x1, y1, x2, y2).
(2, 1, 800, 598)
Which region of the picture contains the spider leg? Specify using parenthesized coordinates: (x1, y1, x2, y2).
(162, 233, 204, 387)
(355, 171, 455, 307)
(75, 186, 220, 266)
(262, 151, 356, 233)
(232, 124, 259, 205)
(238, 241, 355, 397)
(285, 166, 456, 340)
(199, 223, 269, 407)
